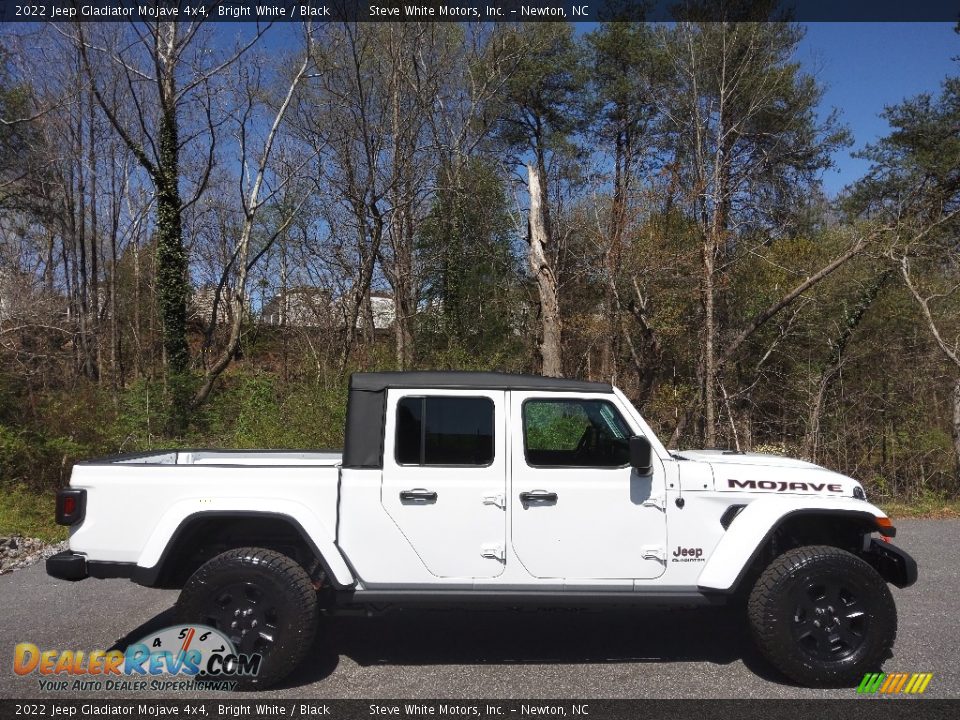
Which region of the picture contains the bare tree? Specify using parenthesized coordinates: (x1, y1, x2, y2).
(900, 251, 960, 473)
(69, 18, 267, 425)
(528, 162, 562, 377)
(193, 27, 315, 406)
(661, 21, 849, 446)
(374, 24, 445, 370)
(804, 268, 893, 460)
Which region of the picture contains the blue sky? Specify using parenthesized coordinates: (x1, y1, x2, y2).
(252, 21, 958, 197)
(798, 23, 958, 195)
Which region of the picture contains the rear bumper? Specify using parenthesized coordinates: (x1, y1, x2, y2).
(46, 550, 141, 583)
(46, 550, 88, 581)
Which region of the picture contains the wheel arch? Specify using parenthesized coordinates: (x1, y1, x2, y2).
(698, 500, 888, 594)
(138, 511, 355, 589)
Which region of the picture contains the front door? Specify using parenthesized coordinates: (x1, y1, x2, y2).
(381, 389, 507, 578)
(509, 392, 667, 579)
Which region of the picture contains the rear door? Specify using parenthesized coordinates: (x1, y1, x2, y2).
(509, 392, 667, 579)
(381, 389, 507, 578)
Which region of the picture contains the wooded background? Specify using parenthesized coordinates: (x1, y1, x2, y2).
(1, 16, 958, 531)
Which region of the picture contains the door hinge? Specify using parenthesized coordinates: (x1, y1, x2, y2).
(642, 494, 666, 511)
(641, 545, 666, 562)
(482, 493, 505, 509)
(481, 544, 506, 562)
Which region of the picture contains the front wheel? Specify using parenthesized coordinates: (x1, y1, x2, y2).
(175, 547, 318, 689)
(747, 545, 897, 687)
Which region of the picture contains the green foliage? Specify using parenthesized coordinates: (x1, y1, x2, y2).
(587, 22, 667, 148)
(880, 496, 960, 520)
(199, 374, 347, 449)
(660, 21, 850, 225)
(417, 157, 524, 363)
(490, 23, 591, 156)
(854, 77, 960, 208)
(0, 485, 67, 542)
(0, 43, 40, 209)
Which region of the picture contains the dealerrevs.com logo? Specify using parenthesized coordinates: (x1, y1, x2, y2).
(857, 672, 934, 695)
(13, 625, 261, 692)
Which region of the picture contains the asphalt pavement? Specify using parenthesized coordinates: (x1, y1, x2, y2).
(1, 519, 957, 700)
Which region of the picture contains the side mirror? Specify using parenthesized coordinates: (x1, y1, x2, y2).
(629, 436, 653, 474)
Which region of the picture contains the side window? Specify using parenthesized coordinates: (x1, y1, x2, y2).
(523, 399, 631, 468)
(395, 396, 495, 466)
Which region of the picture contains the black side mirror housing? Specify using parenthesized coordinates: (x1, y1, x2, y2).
(629, 436, 653, 474)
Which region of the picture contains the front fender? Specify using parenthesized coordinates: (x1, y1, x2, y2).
(696, 496, 887, 592)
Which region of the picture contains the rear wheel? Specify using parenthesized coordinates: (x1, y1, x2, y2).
(748, 545, 896, 687)
(175, 547, 318, 689)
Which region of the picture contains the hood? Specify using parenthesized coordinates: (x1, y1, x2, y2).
(675, 449, 821, 470)
(674, 449, 865, 499)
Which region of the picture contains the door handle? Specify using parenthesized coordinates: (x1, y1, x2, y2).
(400, 489, 438, 503)
(519, 490, 558, 504)
(482, 493, 505, 509)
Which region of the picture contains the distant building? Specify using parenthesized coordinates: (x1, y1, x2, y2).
(328, 290, 396, 333)
(261, 286, 334, 328)
(190, 286, 233, 326)
(0, 267, 39, 323)
(369, 292, 396, 331)
(0, 268, 12, 321)
(258, 286, 396, 333)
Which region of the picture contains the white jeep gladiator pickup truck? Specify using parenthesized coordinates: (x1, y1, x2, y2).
(47, 371, 917, 688)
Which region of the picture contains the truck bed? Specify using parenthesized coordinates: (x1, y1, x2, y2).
(67, 449, 343, 566)
(83, 449, 342, 466)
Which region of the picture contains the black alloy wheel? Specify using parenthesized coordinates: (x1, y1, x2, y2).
(748, 545, 897, 687)
(175, 547, 318, 689)
(206, 579, 282, 656)
(790, 579, 868, 662)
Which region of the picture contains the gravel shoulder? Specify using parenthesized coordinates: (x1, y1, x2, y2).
(0, 536, 67, 576)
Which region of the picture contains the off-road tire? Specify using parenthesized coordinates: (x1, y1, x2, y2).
(175, 547, 318, 689)
(748, 545, 896, 687)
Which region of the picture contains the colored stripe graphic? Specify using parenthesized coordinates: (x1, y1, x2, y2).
(879, 673, 898, 693)
(858, 673, 886, 693)
(858, 672, 933, 695)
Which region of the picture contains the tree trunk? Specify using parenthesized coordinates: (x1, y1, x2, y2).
(804, 269, 892, 460)
(192, 47, 310, 407)
(601, 133, 627, 381)
(156, 130, 190, 434)
(953, 379, 960, 478)
(701, 235, 717, 446)
(387, 203, 416, 370)
(152, 23, 191, 430)
(155, 83, 188, 373)
(88, 89, 101, 381)
(109, 174, 122, 393)
(528, 163, 562, 378)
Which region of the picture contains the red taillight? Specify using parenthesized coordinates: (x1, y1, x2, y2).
(56, 489, 85, 526)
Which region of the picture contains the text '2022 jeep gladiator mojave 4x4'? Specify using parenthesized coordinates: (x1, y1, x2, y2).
(47, 372, 917, 688)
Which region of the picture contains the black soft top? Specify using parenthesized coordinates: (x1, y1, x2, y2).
(349, 371, 611, 394)
(343, 371, 612, 469)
